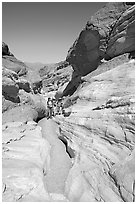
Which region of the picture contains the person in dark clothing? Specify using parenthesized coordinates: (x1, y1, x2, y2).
(56, 98, 63, 115)
(47, 97, 54, 119)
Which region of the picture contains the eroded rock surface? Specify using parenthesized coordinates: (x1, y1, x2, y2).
(2, 55, 27, 77)
(38, 119, 72, 194)
(106, 5, 135, 59)
(2, 44, 48, 124)
(55, 60, 135, 202)
(40, 63, 73, 94)
(2, 121, 50, 202)
(2, 92, 48, 124)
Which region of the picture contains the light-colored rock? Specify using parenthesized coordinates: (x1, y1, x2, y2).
(55, 60, 135, 201)
(38, 119, 72, 194)
(2, 55, 27, 76)
(2, 121, 51, 202)
(41, 64, 73, 93)
(2, 95, 18, 113)
(3, 90, 47, 124)
(109, 150, 135, 201)
(2, 67, 18, 80)
(2, 105, 38, 124)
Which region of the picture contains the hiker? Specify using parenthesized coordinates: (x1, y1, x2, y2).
(56, 98, 62, 115)
(47, 97, 54, 119)
(52, 97, 56, 108)
(52, 97, 57, 115)
(60, 100, 65, 115)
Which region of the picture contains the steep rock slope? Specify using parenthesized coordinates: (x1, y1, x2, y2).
(55, 60, 135, 201)
(58, 2, 135, 100)
(66, 2, 134, 77)
(106, 5, 135, 59)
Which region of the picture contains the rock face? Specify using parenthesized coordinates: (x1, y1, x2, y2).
(2, 121, 51, 201)
(2, 43, 47, 125)
(2, 42, 14, 56)
(17, 78, 32, 93)
(2, 67, 20, 103)
(39, 62, 73, 93)
(2, 67, 31, 110)
(55, 59, 135, 201)
(2, 91, 47, 125)
(31, 80, 43, 94)
(66, 3, 135, 76)
(109, 150, 135, 201)
(106, 5, 135, 59)
(2, 42, 28, 76)
(2, 56, 27, 77)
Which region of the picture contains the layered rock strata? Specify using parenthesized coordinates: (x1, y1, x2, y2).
(55, 60, 135, 201)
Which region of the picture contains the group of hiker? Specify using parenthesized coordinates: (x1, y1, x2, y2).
(46, 97, 65, 119)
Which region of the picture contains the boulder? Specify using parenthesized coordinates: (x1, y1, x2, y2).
(2, 96, 18, 113)
(17, 78, 32, 93)
(19, 91, 47, 118)
(31, 80, 43, 94)
(2, 105, 38, 124)
(2, 68, 19, 102)
(2, 92, 47, 124)
(66, 28, 100, 76)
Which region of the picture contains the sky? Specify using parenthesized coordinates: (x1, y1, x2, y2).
(2, 2, 106, 63)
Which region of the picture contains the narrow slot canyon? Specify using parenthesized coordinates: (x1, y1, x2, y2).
(38, 118, 72, 196)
